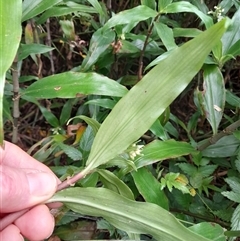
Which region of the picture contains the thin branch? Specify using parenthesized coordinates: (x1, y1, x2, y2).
(11, 55, 20, 144)
(0, 167, 91, 231)
(171, 208, 230, 228)
(138, 14, 160, 81)
(197, 119, 240, 151)
(46, 18, 55, 74)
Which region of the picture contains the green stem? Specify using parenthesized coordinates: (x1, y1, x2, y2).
(0, 74, 5, 146)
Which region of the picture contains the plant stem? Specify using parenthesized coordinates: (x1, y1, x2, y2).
(0, 74, 4, 146)
(11, 55, 20, 144)
(138, 14, 160, 81)
(0, 167, 91, 231)
(197, 119, 240, 151)
(171, 208, 230, 228)
(45, 18, 55, 74)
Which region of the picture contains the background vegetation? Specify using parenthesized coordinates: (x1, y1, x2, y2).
(1, 0, 240, 240)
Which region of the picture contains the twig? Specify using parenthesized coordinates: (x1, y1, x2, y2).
(46, 18, 55, 74)
(197, 119, 240, 151)
(11, 55, 20, 144)
(137, 14, 160, 81)
(171, 208, 230, 228)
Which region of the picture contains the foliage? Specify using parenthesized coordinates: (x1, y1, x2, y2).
(1, 0, 240, 240)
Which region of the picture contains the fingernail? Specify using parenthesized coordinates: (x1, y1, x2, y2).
(27, 172, 57, 198)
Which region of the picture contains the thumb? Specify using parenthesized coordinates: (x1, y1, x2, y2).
(0, 165, 57, 213)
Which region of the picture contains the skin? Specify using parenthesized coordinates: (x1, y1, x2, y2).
(0, 141, 59, 241)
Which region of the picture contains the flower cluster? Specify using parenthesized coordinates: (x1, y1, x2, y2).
(128, 143, 144, 160)
(208, 6, 225, 21)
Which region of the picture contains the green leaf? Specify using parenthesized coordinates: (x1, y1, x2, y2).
(59, 99, 74, 126)
(224, 177, 240, 194)
(221, 8, 240, 56)
(178, 163, 197, 175)
(0, 0, 22, 144)
(57, 143, 82, 161)
(226, 90, 240, 108)
(135, 140, 196, 168)
(97, 169, 134, 200)
(49, 187, 211, 241)
(202, 65, 225, 134)
(229, 204, 240, 239)
(85, 98, 117, 109)
(22, 0, 62, 22)
(67, 115, 100, 136)
(189, 222, 226, 241)
(132, 167, 169, 210)
(87, 0, 107, 25)
(80, 28, 115, 72)
(173, 27, 202, 38)
(154, 22, 177, 51)
(202, 135, 240, 158)
(18, 43, 54, 61)
(222, 191, 240, 203)
(141, 0, 156, 10)
(85, 19, 230, 171)
(158, 0, 173, 11)
(103, 5, 158, 30)
(163, 1, 213, 28)
(37, 3, 97, 24)
(22, 72, 128, 99)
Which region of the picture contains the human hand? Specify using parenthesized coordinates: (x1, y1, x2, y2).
(0, 141, 59, 241)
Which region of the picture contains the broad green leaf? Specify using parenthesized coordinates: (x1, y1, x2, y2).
(154, 22, 177, 51)
(221, 39, 240, 64)
(37, 4, 97, 24)
(85, 98, 117, 109)
(132, 167, 169, 210)
(221, 8, 240, 56)
(23, 72, 128, 99)
(201, 135, 240, 158)
(191, 0, 209, 14)
(0, 0, 22, 144)
(189, 222, 226, 241)
(135, 140, 196, 168)
(222, 191, 240, 203)
(226, 90, 240, 107)
(59, 99, 74, 126)
(49, 187, 212, 241)
(224, 177, 240, 194)
(87, 0, 107, 25)
(97, 169, 134, 200)
(80, 28, 115, 72)
(85, 19, 229, 171)
(18, 43, 54, 61)
(202, 65, 225, 134)
(22, 0, 62, 22)
(228, 204, 240, 239)
(103, 5, 158, 30)
(141, 0, 156, 10)
(163, 1, 213, 28)
(173, 27, 202, 38)
(57, 143, 82, 161)
(158, 0, 173, 11)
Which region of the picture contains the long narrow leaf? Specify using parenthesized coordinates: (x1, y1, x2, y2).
(49, 187, 212, 241)
(22, 0, 62, 22)
(23, 72, 128, 99)
(202, 65, 225, 134)
(85, 19, 230, 171)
